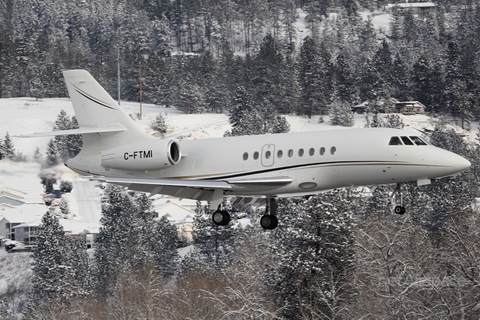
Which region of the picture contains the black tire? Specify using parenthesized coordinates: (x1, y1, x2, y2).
(260, 215, 278, 230)
(212, 210, 230, 226)
(394, 206, 406, 215)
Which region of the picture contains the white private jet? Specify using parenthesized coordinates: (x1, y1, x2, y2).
(20, 70, 471, 229)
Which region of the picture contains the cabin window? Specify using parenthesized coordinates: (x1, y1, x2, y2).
(265, 150, 271, 159)
(243, 152, 248, 160)
(277, 150, 283, 158)
(410, 136, 427, 146)
(401, 136, 414, 145)
(320, 147, 326, 155)
(299, 148, 304, 157)
(253, 151, 259, 160)
(309, 148, 315, 156)
(389, 137, 403, 145)
(288, 149, 294, 157)
(331, 146, 336, 155)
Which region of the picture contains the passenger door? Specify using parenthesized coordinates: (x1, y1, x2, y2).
(261, 144, 275, 167)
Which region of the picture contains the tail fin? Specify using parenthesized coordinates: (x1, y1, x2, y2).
(63, 70, 150, 146)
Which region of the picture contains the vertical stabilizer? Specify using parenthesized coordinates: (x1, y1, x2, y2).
(63, 70, 153, 174)
(63, 70, 149, 143)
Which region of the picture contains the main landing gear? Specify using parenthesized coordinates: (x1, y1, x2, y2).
(260, 197, 278, 230)
(212, 209, 231, 226)
(212, 196, 279, 230)
(391, 183, 406, 215)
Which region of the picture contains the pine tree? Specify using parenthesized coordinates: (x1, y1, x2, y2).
(150, 113, 167, 136)
(93, 186, 179, 298)
(182, 201, 237, 272)
(267, 192, 357, 319)
(330, 52, 355, 127)
(53, 110, 82, 160)
(330, 100, 354, 127)
(44, 139, 59, 168)
(2, 132, 15, 160)
(391, 53, 410, 101)
(252, 34, 284, 112)
(33, 146, 42, 163)
(28, 211, 90, 312)
(94, 185, 141, 298)
(225, 87, 290, 137)
(411, 55, 433, 108)
(298, 36, 323, 118)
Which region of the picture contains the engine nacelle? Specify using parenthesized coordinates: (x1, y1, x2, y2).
(101, 139, 181, 171)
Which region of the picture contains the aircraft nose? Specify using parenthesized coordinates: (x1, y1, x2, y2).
(456, 155, 471, 172)
(444, 152, 470, 175)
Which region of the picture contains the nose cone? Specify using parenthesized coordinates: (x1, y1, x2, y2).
(438, 151, 470, 177)
(455, 155, 471, 172)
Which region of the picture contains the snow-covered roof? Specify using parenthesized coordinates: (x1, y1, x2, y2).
(387, 2, 436, 9)
(0, 196, 25, 206)
(0, 204, 45, 223)
(60, 221, 101, 234)
(0, 188, 27, 199)
(155, 202, 194, 225)
(152, 196, 199, 210)
(13, 218, 42, 229)
(0, 203, 15, 210)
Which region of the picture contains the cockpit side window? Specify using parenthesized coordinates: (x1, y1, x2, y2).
(389, 137, 403, 145)
(401, 136, 414, 145)
(410, 136, 427, 146)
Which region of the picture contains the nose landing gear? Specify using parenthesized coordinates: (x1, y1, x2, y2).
(391, 183, 406, 215)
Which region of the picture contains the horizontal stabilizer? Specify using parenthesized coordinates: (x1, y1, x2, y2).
(15, 123, 127, 138)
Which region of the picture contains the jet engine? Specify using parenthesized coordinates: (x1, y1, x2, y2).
(101, 139, 181, 171)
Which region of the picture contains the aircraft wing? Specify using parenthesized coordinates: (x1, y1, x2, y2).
(101, 176, 292, 200)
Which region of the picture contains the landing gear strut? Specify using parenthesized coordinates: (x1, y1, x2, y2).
(391, 183, 406, 215)
(260, 197, 278, 230)
(211, 196, 280, 230)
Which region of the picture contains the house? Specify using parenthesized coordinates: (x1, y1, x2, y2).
(0, 188, 27, 206)
(13, 219, 101, 247)
(352, 98, 399, 114)
(395, 101, 426, 114)
(0, 187, 43, 206)
(12, 218, 42, 244)
(387, 2, 436, 14)
(0, 205, 45, 240)
(154, 202, 195, 242)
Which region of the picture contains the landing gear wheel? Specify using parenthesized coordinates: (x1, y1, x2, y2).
(212, 210, 231, 226)
(260, 215, 278, 230)
(394, 206, 406, 215)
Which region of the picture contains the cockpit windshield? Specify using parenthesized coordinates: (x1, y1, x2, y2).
(389, 136, 428, 146)
(410, 136, 428, 145)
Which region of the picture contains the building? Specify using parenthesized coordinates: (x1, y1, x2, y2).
(154, 202, 195, 242)
(395, 101, 426, 114)
(387, 2, 436, 14)
(0, 205, 44, 240)
(13, 219, 101, 247)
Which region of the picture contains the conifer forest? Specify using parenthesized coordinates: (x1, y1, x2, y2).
(2, 0, 480, 319)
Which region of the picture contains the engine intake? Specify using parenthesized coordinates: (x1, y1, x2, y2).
(101, 139, 181, 171)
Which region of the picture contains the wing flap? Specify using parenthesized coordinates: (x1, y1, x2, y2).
(103, 177, 232, 190)
(226, 176, 293, 186)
